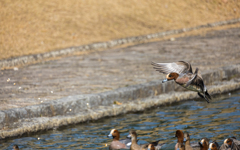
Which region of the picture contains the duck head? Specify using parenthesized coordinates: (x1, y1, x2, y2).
(224, 138, 233, 148)
(183, 132, 190, 143)
(148, 144, 155, 150)
(13, 145, 19, 150)
(175, 130, 184, 143)
(208, 141, 219, 150)
(162, 73, 179, 83)
(108, 129, 120, 141)
(199, 138, 209, 150)
(127, 130, 137, 141)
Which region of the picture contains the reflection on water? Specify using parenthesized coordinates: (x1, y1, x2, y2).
(1, 90, 240, 150)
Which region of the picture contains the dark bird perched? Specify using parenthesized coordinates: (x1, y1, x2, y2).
(151, 61, 211, 103)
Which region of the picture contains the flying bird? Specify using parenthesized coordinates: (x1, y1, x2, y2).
(151, 61, 211, 103)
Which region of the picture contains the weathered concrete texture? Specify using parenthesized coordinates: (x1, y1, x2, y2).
(0, 64, 240, 139)
(1, 27, 240, 110)
(1, 26, 240, 139)
(0, 18, 240, 68)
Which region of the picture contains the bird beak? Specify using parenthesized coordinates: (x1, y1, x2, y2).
(127, 134, 131, 138)
(108, 133, 112, 138)
(162, 78, 168, 83)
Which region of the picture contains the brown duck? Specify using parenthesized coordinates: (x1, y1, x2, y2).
(219, 138, 240, 150)
(175, 130, 185, 150)
(108, 129, 130, 150)
(208, 141, 220, 150)
(152, 61, 211, 103)
(127, 130, 164, 150)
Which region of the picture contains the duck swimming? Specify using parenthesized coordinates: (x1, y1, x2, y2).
(231, 137, 240, 147)
(184, 132, 206, 150)
(108, 129, 131, 150)
(175, 130, 209, 150)
(208, 141, 220, 150)
(128, 130, 145, 150)
(13, 145, 19, 150)
(184, 132, 193, 150)
(219, 138, 240, 150)
(127, 130, 164, 150)
(152, 61, 211, 103)
(199, 138, 210, 150)
(147, 143, 165, 150)
(175, 130, 184, 150)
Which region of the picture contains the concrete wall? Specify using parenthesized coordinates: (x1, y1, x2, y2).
(0, 64, 239, 139)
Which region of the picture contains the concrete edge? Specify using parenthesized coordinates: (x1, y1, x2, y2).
(1, 18, 240, 68)
(1, 82, 240, 140)
(0, 64, 240, 139)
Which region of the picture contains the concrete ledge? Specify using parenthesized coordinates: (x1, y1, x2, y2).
(1, 18, 240, 68)
(0, 64, 240, 139)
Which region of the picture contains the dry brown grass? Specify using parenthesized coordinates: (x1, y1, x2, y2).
(0, 0, 240, 60)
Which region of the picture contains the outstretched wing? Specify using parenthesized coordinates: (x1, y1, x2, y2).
(191, 75, 205, 92)
(151, 61, 192, 74)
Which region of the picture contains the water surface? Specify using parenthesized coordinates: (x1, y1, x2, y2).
(1, 90, 240, 150)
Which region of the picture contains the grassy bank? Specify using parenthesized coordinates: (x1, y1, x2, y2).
(0, 0, 240, 60)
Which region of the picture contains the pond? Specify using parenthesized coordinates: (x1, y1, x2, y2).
(1, 90, 240, 150)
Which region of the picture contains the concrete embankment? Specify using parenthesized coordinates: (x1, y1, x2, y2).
(0, 64, 240, 139)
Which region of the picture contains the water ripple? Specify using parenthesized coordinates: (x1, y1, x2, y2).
(1, 91, 240, 150)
